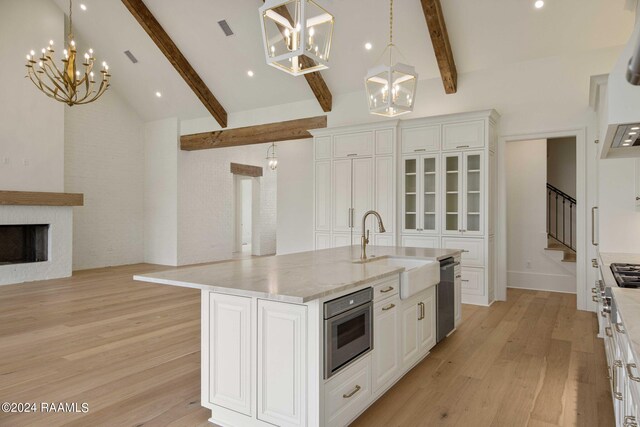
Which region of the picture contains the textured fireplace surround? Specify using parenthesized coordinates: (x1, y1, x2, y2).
(0, 191, 82, 285)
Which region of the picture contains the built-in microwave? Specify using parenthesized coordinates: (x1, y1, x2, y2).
(323, 287, 373, 379)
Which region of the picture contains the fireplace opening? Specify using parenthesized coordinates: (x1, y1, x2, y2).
(0, 224, 49, 265)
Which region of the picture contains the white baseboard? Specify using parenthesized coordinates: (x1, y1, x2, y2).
(507, 270, 576, 294)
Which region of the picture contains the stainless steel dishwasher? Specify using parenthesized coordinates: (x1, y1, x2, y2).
(437, 257, 457, 342)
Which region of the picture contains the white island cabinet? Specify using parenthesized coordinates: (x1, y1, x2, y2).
(134, 245, 461, 427)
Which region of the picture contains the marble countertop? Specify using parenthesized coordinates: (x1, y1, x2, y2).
(599, 252, 640, 288)
(134, 245, 461, 303)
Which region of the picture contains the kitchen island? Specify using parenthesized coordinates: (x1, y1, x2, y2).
(135, 245, 462, 427)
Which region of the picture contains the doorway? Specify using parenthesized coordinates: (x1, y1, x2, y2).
(234, 175, 255, 257)
(497, 128, 587, 310)
(505, 137, 577, 295)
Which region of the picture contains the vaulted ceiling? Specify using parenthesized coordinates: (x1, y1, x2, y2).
(51, 0, 635, 122)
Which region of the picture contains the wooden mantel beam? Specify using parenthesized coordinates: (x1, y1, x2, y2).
(420, 0, 458, 94)
(267, 2, 333, 112)
(180, 115, 327, 151)
(121, 0, 228, 127)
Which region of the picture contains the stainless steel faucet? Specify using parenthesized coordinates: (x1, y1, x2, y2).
(360, 210, 386, 260)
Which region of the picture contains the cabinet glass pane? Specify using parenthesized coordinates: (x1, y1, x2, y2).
(466, 154, 481, 232)
(404, 158, 417, 230)
(424, 214, 436, 231)
(424, 157, 436, 173)
(445, 156, 459, 231)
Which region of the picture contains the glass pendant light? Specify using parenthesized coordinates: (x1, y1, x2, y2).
(266, 143, 278, 170)
(365, 0, 417, 117)
(259, 0, 334, 76)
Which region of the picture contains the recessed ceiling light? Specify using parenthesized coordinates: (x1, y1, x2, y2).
(633, 127, 640, 130)
(155, 91, 162, 98)
(625, 139, 633, 143)
(365, 42, 372, 50)
(623, 143, 631, 146)
(630, 132, 637, 136)
(534, 0, 544, 8)
(80, 3, 87, 11)
(247, 70, 254, 77)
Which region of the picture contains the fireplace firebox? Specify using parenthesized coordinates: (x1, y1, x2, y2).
(0, 224, 49, 265)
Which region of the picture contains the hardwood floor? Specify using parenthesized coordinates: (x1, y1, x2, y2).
(0, 265, 613, 426)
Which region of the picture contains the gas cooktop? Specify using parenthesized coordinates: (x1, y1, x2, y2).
(611, 263, 640, 288)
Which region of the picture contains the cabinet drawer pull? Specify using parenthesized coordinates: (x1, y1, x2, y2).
(380, 286, 394, 293)
(456, 145, 470, 149)
(627, 363, 640, 382)
(455, 275, 462, 279)
(417, 302, 425, 320)
(461, 249, 470, 253)
(613, 360, 623, 400)
(347, 153, 358, 157)
(615, 323, 626, 334)
(343, 385, 361, 398)
(605, 326, 613, 337)
(461, 279, 469, 282)
(414, 148, 426, 152)
(382, 303, 396, 311)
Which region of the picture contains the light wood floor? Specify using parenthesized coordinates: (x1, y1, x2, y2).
(0, 264, 613, 426)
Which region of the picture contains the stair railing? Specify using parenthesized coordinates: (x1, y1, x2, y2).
(546, 183, 576, 252)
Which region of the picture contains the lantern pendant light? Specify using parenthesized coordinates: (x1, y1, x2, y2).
(259, 0, 334, 76)
(266, 143, 278, 170)
(365, 0, 418, 117)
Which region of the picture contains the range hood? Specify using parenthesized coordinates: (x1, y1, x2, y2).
(600, 1, 640, 159)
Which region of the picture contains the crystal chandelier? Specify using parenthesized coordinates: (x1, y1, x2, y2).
(259, 0, 334, 76)
(266, 143, 278, 170)
(25, 0, 111, 106)
(365, 0, 417, 117)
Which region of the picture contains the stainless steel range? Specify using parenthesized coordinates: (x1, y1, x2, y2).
(611, 263, 640, 288)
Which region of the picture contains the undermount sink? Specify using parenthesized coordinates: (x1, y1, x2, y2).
(363, 257, 440, 299)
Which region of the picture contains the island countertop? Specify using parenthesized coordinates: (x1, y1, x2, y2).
(134, 245, 461, 303)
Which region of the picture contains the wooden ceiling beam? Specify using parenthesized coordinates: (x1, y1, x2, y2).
(121, 0, 228, 127)
(268, 3, 333, 112)
(420, 0, 457, 94)
(180, 115, 327, 151)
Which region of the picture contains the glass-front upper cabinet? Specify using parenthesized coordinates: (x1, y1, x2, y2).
(443, 154, 462, 235)
(463, 152, 484, 235)
(402, 155, 439, 233)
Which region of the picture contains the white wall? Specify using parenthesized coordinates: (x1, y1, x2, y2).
(0, 0, 64, 192)
(177, 143, 277, 265)
(547, 137, 577, 199)
(276, 139, 314, 255)
(506, 139, 576, 293)
(65, 91, 145, 270)
(144, 118, 179, 265)
(240, 179, 252, 245)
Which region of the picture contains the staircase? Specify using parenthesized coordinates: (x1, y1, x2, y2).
(546, 183, 576, 263)
(545, 236, 576, 263)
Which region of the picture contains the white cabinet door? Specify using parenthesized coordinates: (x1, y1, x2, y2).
(461, 267, 485, 296)
(400, 295, 420, 368)
(257, 300, 307, 427)
(401, 125, 440, 153)
(401, 235, 439, 249)
(442, 120, 485, 151)
(373, 297, 400, 393)
(441, 237, 485, 267)
(442, 153, 463, 235)
(463, 151, 484, 235)
(315, 232, 331, 250)
(375, 156, 394, 236)
(352, 157, 374, 234)
(333, 159, 353, 233)
(324, 355, 372, 427)
(333, 232, 353, 248)
(375, 129, 395, 155)
(418, 287, 436, 353)
(333, 132, 374, 158)
(421, 155, 439, 234)
(315, 161, 331, 232)
(208, 293, 252, 415)
(315, 136, 332, 160)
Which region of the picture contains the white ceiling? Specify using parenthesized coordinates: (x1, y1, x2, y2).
(50, 0, 635, 122)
